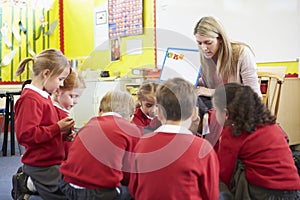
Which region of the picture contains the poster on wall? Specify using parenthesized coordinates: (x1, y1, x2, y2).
(94, 5, 109, 50)
(110, 37, 120, 62)
(96, 10, 107, 25)
(108, 0, 143, 37)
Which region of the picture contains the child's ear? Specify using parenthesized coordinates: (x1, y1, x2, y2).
(98, 108, 102, 116)
(42, 69, 51, 78)
(224, 108, 229, 120)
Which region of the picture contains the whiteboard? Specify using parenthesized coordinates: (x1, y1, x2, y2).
(155, 0, 300, 64)
(159, 48, 201, 86)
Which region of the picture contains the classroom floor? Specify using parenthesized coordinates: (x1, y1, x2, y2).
(0, 133, 22, 200)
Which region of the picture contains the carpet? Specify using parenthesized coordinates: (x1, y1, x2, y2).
(0, 134, 22, 200)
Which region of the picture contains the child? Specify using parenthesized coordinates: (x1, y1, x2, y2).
(213, 83, 300, 199)
(129, 77, 219, 200)
(52, 69, 86, 159)
(131, 81, 161, 132)
(14, 49, 74, 200)
(131, 81, 158, 126)
(59, 90, 143, 200)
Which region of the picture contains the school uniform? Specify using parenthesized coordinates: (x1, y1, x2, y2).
(14, 84, 67, 200)
(218, 124, 300, 191)
(59, 113, 143, 199)
(54, 103, 73, 160)
(132, 106, 151, 127)
(129, 125, 220, 200)
(15, 85, 63, 166)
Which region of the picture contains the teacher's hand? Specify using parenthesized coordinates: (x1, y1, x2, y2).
(195, 86, 215, 97)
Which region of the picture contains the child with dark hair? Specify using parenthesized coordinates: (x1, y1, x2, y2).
(213, 83, 300, 199)
(129, 77, 219, 200)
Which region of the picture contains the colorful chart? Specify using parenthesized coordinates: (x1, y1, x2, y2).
(108, 0, 143, 37)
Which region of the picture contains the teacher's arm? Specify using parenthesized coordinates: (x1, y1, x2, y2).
(195, 86, 215, 97)
(239, 46, 262, 98)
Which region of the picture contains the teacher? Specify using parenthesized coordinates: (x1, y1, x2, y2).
(193, 16, 262, 118)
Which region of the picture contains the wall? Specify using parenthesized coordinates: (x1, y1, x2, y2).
(257, 61, 299, 76)
(80, 0, 155, 77)
(63, 0, 94, 58)
(1, 0, 299, 81)
(0, 0, 155, 81)
(155, 0, 300, 65)
(0, 1, 59, 81)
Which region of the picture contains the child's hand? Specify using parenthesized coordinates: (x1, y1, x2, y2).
(58, 117, 74, 132)
(64, 129, 76, 141)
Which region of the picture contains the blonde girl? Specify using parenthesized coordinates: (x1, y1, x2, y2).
(14, 48, 74, 199)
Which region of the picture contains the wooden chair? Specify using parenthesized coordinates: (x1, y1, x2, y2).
(257, 71, 284, 117)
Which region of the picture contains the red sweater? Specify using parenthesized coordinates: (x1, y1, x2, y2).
(131, 107, 151, 127)
(129, 127, 220, 200)
(54, 105, 72, 159)
(60, 115, 142, 189)
(218, 124, 300, 190)
(14, 88, 62, 166)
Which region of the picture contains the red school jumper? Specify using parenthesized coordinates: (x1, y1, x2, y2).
(60, 114, 143, 189)
(218, 124, 300, 190)
(129, 125, 220, 200)
(54, 104, 73, 159)
(131, 107, 151, 127)
(14, 86, 63, 166)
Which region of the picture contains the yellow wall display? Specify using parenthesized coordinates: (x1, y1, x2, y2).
(0, 1, 298, 81)
(257, 61, 299, 76)
(78, 0, 155, 78)
(0, 1, 60, 81)
(0, 0, 155, 81)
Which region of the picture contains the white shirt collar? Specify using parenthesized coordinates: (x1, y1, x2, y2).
(24, 84, 49, 99)
(154, 124, 193, 135)
(53, 102, 70, 114)
(101, 112, 122, 118)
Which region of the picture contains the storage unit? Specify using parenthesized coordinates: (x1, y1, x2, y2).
(277, 78, 300, 145)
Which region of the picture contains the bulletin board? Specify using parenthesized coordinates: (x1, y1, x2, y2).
(155, 0, 300, 64)
(108, 0, 143, 37)
(160, 48, 201, 86)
